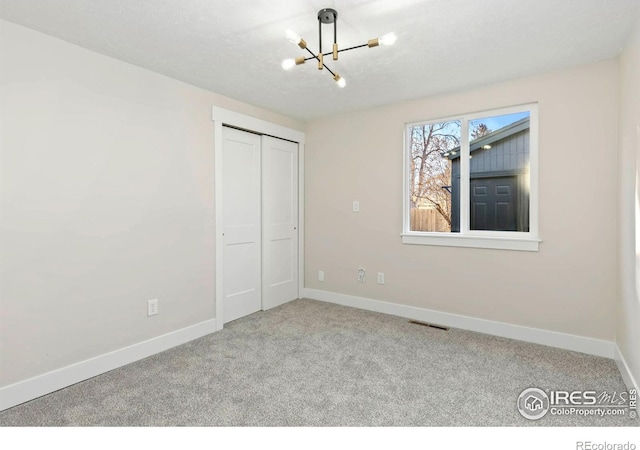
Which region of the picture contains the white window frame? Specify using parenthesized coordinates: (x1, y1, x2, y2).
(402, 103, 540, 251)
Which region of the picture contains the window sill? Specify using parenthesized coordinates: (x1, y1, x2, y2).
(401, 233, 540, 252)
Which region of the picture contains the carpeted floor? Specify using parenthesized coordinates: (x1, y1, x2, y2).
(0, 299, 637, 426)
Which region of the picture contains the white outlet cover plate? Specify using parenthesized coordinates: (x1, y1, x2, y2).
(147, 299, 159, 316)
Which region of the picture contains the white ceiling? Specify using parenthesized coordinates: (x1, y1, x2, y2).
(1, 0, 639, 121)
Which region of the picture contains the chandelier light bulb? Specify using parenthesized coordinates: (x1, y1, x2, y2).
(334, 74, 346, 88)
(286, 29, 301, 45)
(379, 32, 397, 46)
(285, 28, 307, 49)
(281, 59, 296, 70)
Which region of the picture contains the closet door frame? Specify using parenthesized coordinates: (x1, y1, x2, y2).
(212, 107, 305, 329)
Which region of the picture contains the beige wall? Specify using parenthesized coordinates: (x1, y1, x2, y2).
(305, 60, 619, 341)
(617, 18, 640, 389)
(1, 14, 633, 392)
(0, 20, 303, 386)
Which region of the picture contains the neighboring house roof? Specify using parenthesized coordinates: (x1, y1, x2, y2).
(444, 117, 530, 160)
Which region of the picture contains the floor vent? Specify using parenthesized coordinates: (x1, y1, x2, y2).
(409, 320, 449, 331)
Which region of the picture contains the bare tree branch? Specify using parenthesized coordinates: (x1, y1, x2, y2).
(408, 122, 460, 231)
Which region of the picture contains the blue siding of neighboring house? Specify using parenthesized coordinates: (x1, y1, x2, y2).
(451, 127, 530, 232)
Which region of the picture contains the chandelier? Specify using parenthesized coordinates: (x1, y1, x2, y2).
(281, 8, 397, 88)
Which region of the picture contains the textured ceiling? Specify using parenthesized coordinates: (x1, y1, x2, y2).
(1, 0, 639, 121)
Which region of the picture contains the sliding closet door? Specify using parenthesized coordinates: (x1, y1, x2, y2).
(261, 136, 299, 310)
(221, 127, 262, 323)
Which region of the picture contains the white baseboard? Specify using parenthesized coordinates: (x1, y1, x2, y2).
(0, 318, 221, 412)
(303, 288, 615, 359)
(615, 345, 639, 393)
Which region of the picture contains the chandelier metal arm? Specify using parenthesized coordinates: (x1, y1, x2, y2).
(318, 17, 322, 57)
(302, 42, 368, 60)
(336, 43, 369, 53)
(303, 47, 337, 77)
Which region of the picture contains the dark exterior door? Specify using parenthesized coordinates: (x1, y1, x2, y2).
(470, 176, 518, 231)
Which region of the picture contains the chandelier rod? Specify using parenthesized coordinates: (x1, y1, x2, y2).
(303, 47, 337, 77)
(302, 43, 369, 62)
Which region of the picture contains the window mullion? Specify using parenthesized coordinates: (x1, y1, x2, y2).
(460, 118, 470, 234)
(403, 127, 409, 233)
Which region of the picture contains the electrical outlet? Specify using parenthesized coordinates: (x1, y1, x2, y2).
(377, 272, 385, 285)
(357, 268, 366, 283)
(353, 201, 359, 212)
(147, 299, 159, 316)
(318, 270, 325, 282)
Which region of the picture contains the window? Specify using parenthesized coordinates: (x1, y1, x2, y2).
(403, 104, 539, 251)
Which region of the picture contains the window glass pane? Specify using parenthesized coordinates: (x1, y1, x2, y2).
(408, 120, 460, 232)
(468, 112, 530, 232)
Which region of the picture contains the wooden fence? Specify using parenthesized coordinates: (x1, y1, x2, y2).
(410, 209, 450, 232)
